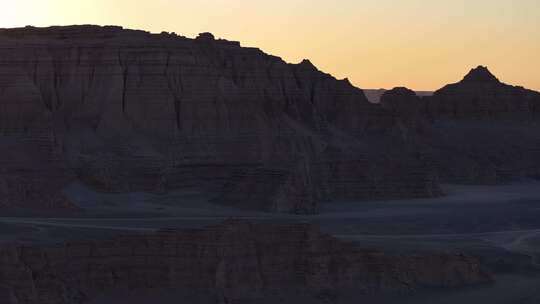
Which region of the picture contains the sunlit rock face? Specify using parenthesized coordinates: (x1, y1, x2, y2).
(0, 25, 441, 212)
(0, 221, 492, 304)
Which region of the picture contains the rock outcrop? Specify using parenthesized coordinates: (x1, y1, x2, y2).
(0, 220, 492, 304)
(380, 87, 431, 139)
(428, 66, 540, 121)
(0, 136, 75, 210)
(422, 66, 540, 184)
(0, 25, 439, 212)
(428, 121, 540, 184)
(363, 88, 433, 104)
(218, 159, 319, 214)
(381, 67, 540, 185)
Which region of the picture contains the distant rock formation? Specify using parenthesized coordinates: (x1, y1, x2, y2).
(0, 220, 492, 304)
(406, 66, 540, 184)
(462, 65, 501, 83)
(0, 25, 440, 212)
(364, 88, 433, 103)
(428, 66, 540, 184)
(380, 87, 427, 126)
(428, 66, 540, 120)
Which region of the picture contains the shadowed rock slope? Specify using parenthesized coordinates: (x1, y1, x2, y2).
(0, 221, 492, 304)
(428, 66, 540, 121)
(0, 25, 439, 212)
(381, 67, 540, 184)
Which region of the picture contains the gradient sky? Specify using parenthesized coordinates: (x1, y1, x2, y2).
(2, 0, 539, 91)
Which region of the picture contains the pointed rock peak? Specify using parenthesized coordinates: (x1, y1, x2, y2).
(298, 59, 317, 70)
(462, 66, 500, 84)
(341, 78, 352, 85)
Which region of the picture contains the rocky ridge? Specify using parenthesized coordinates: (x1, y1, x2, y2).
(427, 66, 540, 121)
(0, 25, 538, 211)
(381, 67, 540, 184)
(0, 25, 438, 212)
(0, 220, 492, 304)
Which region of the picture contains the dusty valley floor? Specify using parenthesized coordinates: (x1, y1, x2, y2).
(2, 182, 540, 303)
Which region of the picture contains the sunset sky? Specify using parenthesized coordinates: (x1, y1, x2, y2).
(2, 0, 539, 91)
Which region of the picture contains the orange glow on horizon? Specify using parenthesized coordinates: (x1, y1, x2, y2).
(1, 0, 539, 91)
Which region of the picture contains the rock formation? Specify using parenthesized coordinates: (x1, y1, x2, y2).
(380, 67, 540, 124)
(218, 159, 319, 214)
(363, 88, 433, 103)
(380, 87, 431, 137)
(0, 136, 75, 210)
(386, 67, 540, 184)
(426, 66, 540, 183)
(428, 66, 540, 121)
(0, 220, 492, 304)
(0, 25, 536, 211)
(0, 25, 440, 212)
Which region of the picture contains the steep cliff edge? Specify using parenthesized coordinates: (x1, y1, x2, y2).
(0, 25, 439, 212)
(0, 221, 492, 304)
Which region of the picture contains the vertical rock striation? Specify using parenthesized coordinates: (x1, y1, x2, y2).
(0, 25, 440, 212)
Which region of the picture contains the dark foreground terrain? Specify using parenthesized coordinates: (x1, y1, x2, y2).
(1, 182, 540, 303)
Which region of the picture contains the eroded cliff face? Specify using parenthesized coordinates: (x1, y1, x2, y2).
(0, 221, 492, 304)
(0, 26, 377, 151)
(0, 135, 75, 209)
(217, 159, 320, 213)
(428, 66, 540, 121)
(380, 68, 540, 185)
(427, 67, 540, 184)
(0, 25, 440, 212)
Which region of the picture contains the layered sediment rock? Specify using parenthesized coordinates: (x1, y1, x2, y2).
(428, 120, 540, 184)
(379, 67, 540, 125)
(426, 66, 540, 183)
(218, 159, 319, 214)
(0, 135, 75, 209)
(2, 25, 535, 210)
(0, 221, 492, 304)
(382, 68, 540, 185)
(0, 25, 439, 212)
(380, 87, 432, 142)
(428, 66, 540, 121)
(314, 155, 442, 201)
